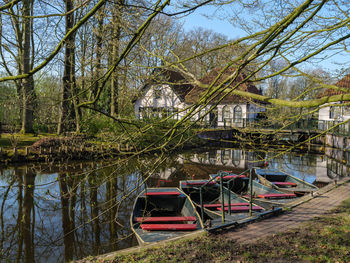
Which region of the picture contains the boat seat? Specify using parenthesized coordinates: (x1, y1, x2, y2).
(259, 172, 287, 176)
(203, 203, 249, 208)
(145, 191, 180, 196)
(272, 182, 297, 187)
(182, 181, 216, 186)
(140, 224, 197, 231)
(136, 216, 196, 222)
(216, 175, 248, 180)
(217, 206, 263, 212)
(257, 193, 296, 199)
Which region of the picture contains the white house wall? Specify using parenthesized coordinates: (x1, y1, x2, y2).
(315, 157, 331, 183)
(190, 150, 247, 168)
(319, 103, 350, 121)
(135, 84, 187, 119)
(248, 104, 266, 119)
(135, 84, 267, 126)
(216, 104, 247, 127)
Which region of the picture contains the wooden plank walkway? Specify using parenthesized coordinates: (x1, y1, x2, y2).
(222, 180, 350, 244)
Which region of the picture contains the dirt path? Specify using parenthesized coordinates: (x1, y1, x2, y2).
(222, 179, 350, 244)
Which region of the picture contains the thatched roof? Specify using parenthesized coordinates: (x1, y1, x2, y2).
(184, 67, 262, 104)
(319, 74, 350, 97)
(140, 69, 194, 101)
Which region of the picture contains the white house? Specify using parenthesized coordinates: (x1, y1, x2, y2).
(184, 67, 266, 127)
(134, 67, 266, 127)
(134, 69, 193, 120)
(318, 74, 350, 130)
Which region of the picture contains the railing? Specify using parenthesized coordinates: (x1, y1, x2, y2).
(198, 168, 253, 224)
(206, 118, 350, 136)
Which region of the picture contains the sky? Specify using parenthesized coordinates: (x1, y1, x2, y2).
(178, 4, 350, 77)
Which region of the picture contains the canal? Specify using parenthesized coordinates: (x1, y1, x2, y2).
(0, 147, 349, 262)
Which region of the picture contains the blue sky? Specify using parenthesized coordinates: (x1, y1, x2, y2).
(179, 5, 350, 77)
(182, 10, 247, 39)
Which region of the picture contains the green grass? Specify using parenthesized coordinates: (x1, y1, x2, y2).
(81, 198, 350, 263)
(0, 133, 42, 148)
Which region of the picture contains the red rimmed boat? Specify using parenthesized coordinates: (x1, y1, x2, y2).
(130, 188, 203, 245)
(209, 171, 249, 194)
(242, 180, 298, 206)
(179, 179, 267, 227)
(253, 168, 318, 195)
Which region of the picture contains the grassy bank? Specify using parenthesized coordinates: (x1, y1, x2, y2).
(82, 198, 350, 263)
(0, 133, 43, 148)
(0, 119, 204, 164)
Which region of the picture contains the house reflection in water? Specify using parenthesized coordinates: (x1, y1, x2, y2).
(148, 148, 350, 188)
(148, 149, 266, 187)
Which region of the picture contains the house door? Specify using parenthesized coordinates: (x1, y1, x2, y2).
(209, 107, 218, 128)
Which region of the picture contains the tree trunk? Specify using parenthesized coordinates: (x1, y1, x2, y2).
(59, 173, 75, 262)
(89, 178, 100, 254)
(110, 0, 124, 117)
(23, 169, 35, 263)
(21, 0, 35, 133)
(57, 0, 76, 134)
(91, 6, 104, 105)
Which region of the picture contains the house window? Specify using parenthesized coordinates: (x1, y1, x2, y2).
(232, 149, 241, 167)
(221, 149, 230, 165)
(233, 106, 242, 123)
(140, 107, 151, 119)
(329, 106, 335, 119)
(154, 87, 161, 99)
(343, 106, 350, 116)
(209, 150, 217, 165)
(139, 107, 144, 119)
(222, 106, 231, 120)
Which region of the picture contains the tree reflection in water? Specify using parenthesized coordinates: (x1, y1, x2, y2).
(0, 148, 347, 262)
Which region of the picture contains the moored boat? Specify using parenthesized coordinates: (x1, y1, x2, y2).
(130, 187, 203, 245)
(209, 172, 293, 208)
(253, 168, 318, 195)
(242, 180, 298, 206)
(179, 179, 266, 227)
(209, 171, 249, 194)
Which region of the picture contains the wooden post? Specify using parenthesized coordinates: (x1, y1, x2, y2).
(249, 169, 253, 217)
(220, 173, 225, 224)
(25, 147, 29, 156)
(13, 147, 18, 160)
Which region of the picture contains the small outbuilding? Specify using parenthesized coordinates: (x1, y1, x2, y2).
(318, 74, 350, 129)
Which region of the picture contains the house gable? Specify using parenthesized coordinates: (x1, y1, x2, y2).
(134, 69, 193, 119)
(135, 83, 185, 109)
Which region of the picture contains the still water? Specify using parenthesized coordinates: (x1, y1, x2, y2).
(0, 147, 348, 262)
